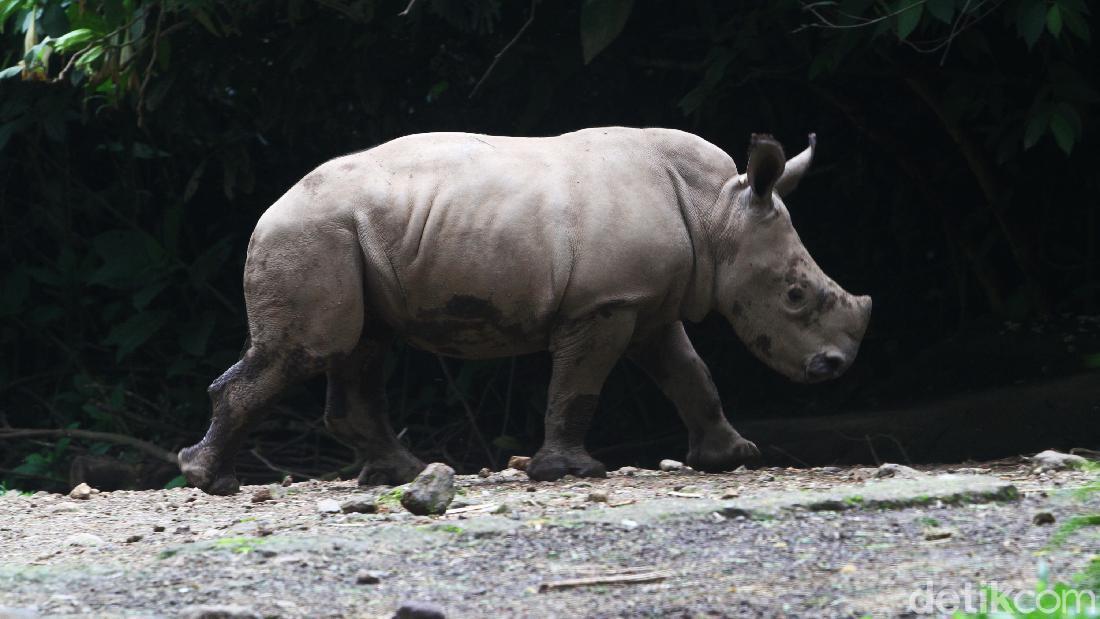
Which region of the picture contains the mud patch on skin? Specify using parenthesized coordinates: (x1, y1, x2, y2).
(404, 295, 544, 356)
(301, 172, 326, 194)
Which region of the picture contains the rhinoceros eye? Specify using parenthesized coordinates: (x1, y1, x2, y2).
(786, 287, 805, 305)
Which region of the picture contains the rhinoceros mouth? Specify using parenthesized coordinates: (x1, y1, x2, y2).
(803, 350, 848, 382)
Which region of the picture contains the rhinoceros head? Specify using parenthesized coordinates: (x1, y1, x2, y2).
(715, 134, 871, 383)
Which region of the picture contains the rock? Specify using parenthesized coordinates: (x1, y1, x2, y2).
(659, 459, 684, 472)
(281, 475, 294, 487)
(839, 564, 857, 574)
(498, 468, 524, 479)
(64, 532, 105, 547)
(720, 489, 740, 499)
(477, 467, 492, 478)
(850, 467, 878, 481)
(250, 487, 278, 503)
(152, 524, 166, 532)
(393, 602, 446, 619)
(951, 467, 991, 475)
(816, 466, 842, 473)
(492, 503, 510, 514)
(614, 466, 639, 476)
(588, 490, 609, 503)
(355, 569, 382, 584)
(1033, 511, 1056, 525)
(340, 496, 378, 514)
(316, 499, 342, 514)
(69, 483, 94, 500)
(400, 463, 456, 516)
(124, 534, 143, 543)
(874, 463, 926, 479)
(923, 527, 955, 541)
(179, 605, 262, 619)
(507, 455, 531, 471)
(1031, 450, 1088, 472)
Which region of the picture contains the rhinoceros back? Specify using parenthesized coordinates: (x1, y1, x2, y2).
(252, 127, 733, 358)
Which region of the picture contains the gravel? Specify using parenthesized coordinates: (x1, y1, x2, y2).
(0, 459, 1095, 618)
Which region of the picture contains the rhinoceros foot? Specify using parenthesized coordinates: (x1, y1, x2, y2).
(178, 444, 240, 496)
(357, 454, 427, 487)
(687, 436, 761, 473)
(526, 449, 607, 482)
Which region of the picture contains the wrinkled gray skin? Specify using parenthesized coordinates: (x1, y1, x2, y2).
(179, 127, 872, 495)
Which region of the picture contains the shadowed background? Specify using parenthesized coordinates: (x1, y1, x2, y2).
(1, 0, 1097, 491)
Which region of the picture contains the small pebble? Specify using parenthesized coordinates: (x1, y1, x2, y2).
(1033, 511, 1056, 525)
(923, 527, 955, 541)
(250, 488, 275, 503)
(659, 459, 684, 472)
(340, 497, 378, 514)
(588, 490, 609, 503)
(507, 456, 531, 471)
(281, 475, 293, 487)
(69, 483, 94, 500)
(393, 601, 446, 619)
(316, 499, 342, 514)
(125, 534, 143, 543)
(477, 468, 491, 478)
(356, 570, 382, 585)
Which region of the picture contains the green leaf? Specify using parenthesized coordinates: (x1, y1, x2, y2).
(580, 0, 634, 64)
(0, 64, 20, 80)
(1046, 4, 1062, 37)
(52, 28, 94, 53)
(103, 310, 169, 360)
(1018, 1, 1047, 48)
(164, 475, 187, 489)
(1061, 6, 1090, 41)
(926, 0, 954, 23)
(896, 2, 922, 40)
(1049, 112, 1075, 154)
(1023, 108, 1049, 150)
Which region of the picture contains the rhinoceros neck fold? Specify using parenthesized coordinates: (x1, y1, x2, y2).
(661, 164, 717, 323)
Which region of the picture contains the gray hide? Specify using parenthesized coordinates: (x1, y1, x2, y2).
(179, 127, 871, 494)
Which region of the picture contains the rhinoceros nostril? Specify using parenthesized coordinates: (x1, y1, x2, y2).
(806, 352, 846, 380)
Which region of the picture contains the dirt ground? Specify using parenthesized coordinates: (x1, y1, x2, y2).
(1, 458, 1097, 618)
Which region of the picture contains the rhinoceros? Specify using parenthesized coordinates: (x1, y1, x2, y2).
(179, 127, 871, 495)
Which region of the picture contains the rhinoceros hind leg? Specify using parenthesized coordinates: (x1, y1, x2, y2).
(629, 321, 760, 472)
(527, 311, 636, 482)
(180, 347, 324, 495)
(323, 335, 426, 487)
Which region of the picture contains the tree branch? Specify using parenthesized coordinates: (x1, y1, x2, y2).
(0, 428, 178, 464)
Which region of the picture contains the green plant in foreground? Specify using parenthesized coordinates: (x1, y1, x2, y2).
(211, 536, 265, 554)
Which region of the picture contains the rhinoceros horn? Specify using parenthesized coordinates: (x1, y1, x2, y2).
(774, 133, 816, 198)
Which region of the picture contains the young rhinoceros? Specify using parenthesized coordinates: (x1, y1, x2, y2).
(179, 128, 871, 494)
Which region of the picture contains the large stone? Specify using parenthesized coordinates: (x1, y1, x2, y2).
(400, 463, 456, 516)
(1031, 450, 1088, 471)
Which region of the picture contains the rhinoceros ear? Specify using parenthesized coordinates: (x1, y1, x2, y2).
(746, 134, 786, 205)
(775, 133, 816, 198)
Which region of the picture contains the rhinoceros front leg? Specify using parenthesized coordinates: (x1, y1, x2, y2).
(628, 321, 760, 471)
(324, 336, 426, 486)
(526, 311, 637, 482)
